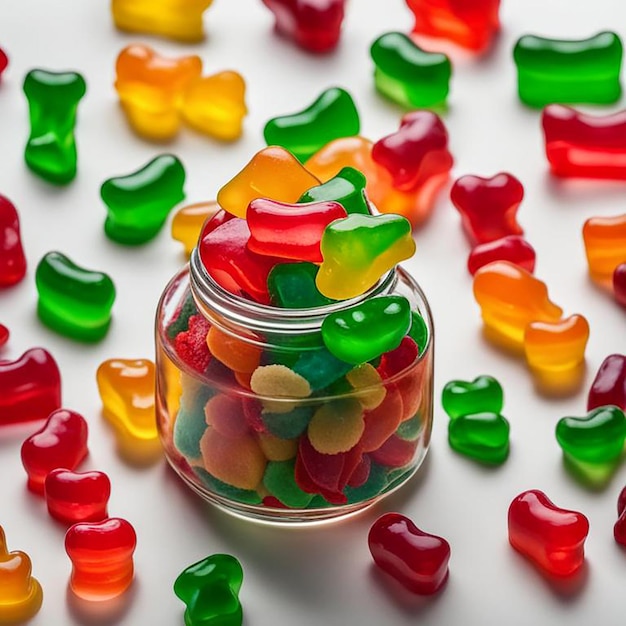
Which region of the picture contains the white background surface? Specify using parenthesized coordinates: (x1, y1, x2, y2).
(1, 1, 626, 624)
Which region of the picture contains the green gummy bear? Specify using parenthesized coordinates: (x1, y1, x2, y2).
(322, 295, 411, 365)
(174, 553, 244, 626)
(35, 251, 116, 342)
(298, 167, 370, 216)
(263, 87, 360, 162)
(370, 32, 451, 109)
(263, 460, 314, 508)
(408, 311, 428, 355)
(292, 347, 352, 391)
(448, 412, 510, 465)
(101, 154, 186, 244)
(441, 375, 504, 419)
(23, 69, 87, 185)
(556, 406, 626, 464)
(267, 262, 334, 309)
(513, 31, 623, 107)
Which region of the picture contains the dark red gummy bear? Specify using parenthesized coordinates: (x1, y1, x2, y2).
(368, 512, 451, 595)
(261, 0, 346, 53)
(450, 172, 524, 245)
(371, 110, 453, 192)
(0, 324, 8, 347)
(614, 485, 626, 546)
(587, 354, 626, 412)
(467, 235, 536, 276)
(614, 264, 626, 309)
(44, 468, 111, 524)
(0, 48, 8, 79)
(0, 347, 62, 425)
(0, 194, 27, 287)
(507, 489, 589, 577)
(20, 408, 89, 495)
(174, 314, 212, 374)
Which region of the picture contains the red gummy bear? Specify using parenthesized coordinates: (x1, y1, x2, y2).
(467, 235, 536, 276)
(508, 489, 589, 577)
(406, 0, 500, 52)
(0, 48, 8, 79)
(0, 195, 27, 287)
(247, 198, 347, 263)
(0, 324, 8, 347)
(614, 485, 626, 546)
(587, 354, 626, 411)
(614, 264, 626, 308)
(261, 0, 346, 53)
(65, 517, 137, 601)
(20, 409, 89, 495)
(368, 512, 451, 595)
(450, 172, 524, 245)
(44, 468, 111, 524)
(542, 104, 626, 180)
(0, 348, 62, 426)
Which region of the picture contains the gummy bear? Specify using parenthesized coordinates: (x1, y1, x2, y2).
(448, 411, 510, 464)
(467, 235, 536, 276)
(111, 0, 214, 42)
(263, 87, 360, 162)
(0, 48, 8, 80)
(368, 512, 450, 595)
(101, 154, 186, 244)
(0, 347, 62, 426)
(0, 526, 43, 623)
(441, 375, 503, 419)
(267, 262, 334, 309)
(35, 251, 116, 342)
(582, 214, 626, 285)
(370, 32, 452, 109)
(298, 166, 370, 216)
(614, 485, 626, 546)
(0, 324, 8, 347)
(174, 553, 244, 626)
(508, 489, 589, 576)
(23, 69, 86, 184)
(513, 31, 623, 108)
(261, 0, 346, 53)
(20, 408, 89, 494)
(171, 201, 220, 257)
(65, 517, 137, 601)
(588, 354, 626, 411)
(615, 264, 626, 308)
(0, 195, 27, 287)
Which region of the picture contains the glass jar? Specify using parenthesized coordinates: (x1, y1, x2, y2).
(155, 249, 434, 524)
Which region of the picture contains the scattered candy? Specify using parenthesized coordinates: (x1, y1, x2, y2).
(0, 195, 27, 287)
(261, 0, 346, 53)
(263, 87, 360, 162)
(406, 0, 500, 52)
(0, 348, 61, 426)
(174, 554, 243, 626)
(101, 154, 186, 245)
(513, 31, 623, 107)
(450, 173, 524, 246)
(588, 354, 626, 411)
(23, 69, 87, 184)
(65, 517, 137, 601)
(441, 375, 503, 419)
(171, 201, 220, 257)
(370, 32, 452, 109)
(111, 0, 214, 42)
(614, 485, 626, 546)
(508, 489, 589, 577)
(0, 526, 42, 623)
(582, 214, 626, 285)
(298, 166, 370, 216)
(467, 235, 536, 276)
(20, 408, 89, 495)
(44, 468, 111, 524)
(542, 104, 626, 179)
(448, 411, 510, 464)
(35, 251, 116, 342)
(614, 264, 626, 308)
(368, 512, 450, 595)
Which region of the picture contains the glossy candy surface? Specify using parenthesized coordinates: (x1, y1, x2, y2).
(508, 490, 589, 576)
(0, 526, 42, 623)
(467, 236, 536, 276)
(368, 512, 450, 595)
(20, 408, 89, 494)
(35, 251, 116, 342)
(588, 354, 626, 411)
(0, 48, 8, 79)
(0, 347, 61, 426)
(0, 195, 27, 287)
(65, 517, 137, 601)
(370, 32, 451, 109)
(112, 0, 214, 42)
(0, 324, 8, 347)
(513, 31, 623, 107)
(450, 173, 524, 245)
(171, 201, 220, 257)
(44, 468, 111, 524)
(267, 262, 333, 308)
(615, 264, 626, 308)
(263, 87, 359, 161)
(101, 154, 186, 244)
(448, 411, 510, 464)
(441, 375, 503, 418)
(23, 69, 86, 184)
(261, 0, 346, 53)
(298, 166, 370, 216)
(582, 214, 626, 284)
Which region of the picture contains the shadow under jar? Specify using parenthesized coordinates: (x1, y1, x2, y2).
(155, 249, 434, 524)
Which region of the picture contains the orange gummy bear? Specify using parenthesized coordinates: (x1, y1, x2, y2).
(206, 325, 262, 374)
(171, 200, 220, 257)
(0, 526, 43, 623)
(582, 214, 626, 285)
(115, 44, 202, 140)
(473, 261, 563, 349)
(217, 146, 320, 218)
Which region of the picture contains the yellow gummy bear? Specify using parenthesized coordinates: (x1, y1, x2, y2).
(171, 201, 220, 257)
